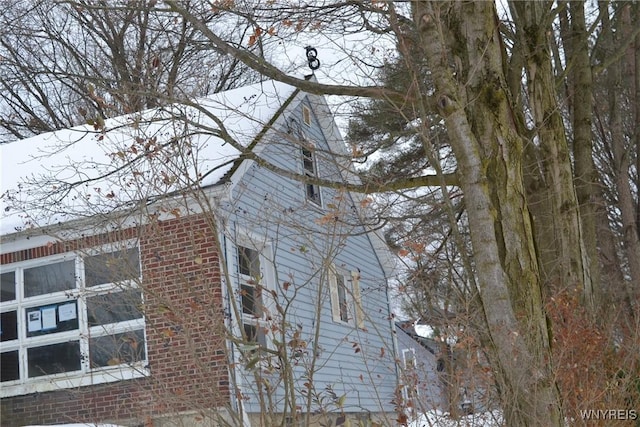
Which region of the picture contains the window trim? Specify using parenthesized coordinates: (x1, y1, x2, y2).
(400, 347, 420, 408)
(0, 242, 148, 398)
(402, 347, 417, 369)
(302, 105, 312, 126)
(329, 266, 353, 325)
(232, 237, 276, 353)
(327, 268, 365, 328)
(351, 271, 365, 329)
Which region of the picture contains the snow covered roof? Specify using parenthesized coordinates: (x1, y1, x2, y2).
(0, 80, 298, 236)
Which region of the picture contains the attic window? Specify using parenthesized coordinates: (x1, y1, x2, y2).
(302, 106, 311, 126)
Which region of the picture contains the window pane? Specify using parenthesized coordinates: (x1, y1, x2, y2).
(302, 149, 315, 174)
(303, 158, 314, 173)
(24, 260, 75, 297)
(1, 351, 19, 382)
(243, 323, 266, 347)
(302, 106, 311, 125)
(27, 341, 81, 377)
(237, 246, 260, 277)
(1, 310, 18, 341)
(306, 183, 321, 204)
(85, 247, 140, 287)
(25, 301, 79, 338)
(241, 284, 262, 316)
(89, 330, 145, 368)
(403, 349, 416, 368)
(88, 290, 143, 326)
(336, 275, 349, 322)
(1, 271, 16, 302)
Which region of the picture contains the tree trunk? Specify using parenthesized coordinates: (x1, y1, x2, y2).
(562, 1, 600, 308)
(629, 3, 640, 308)
(413, 2, 562, 425)
(601, 3, 640, 319)
(510, 1, 593, 308)
(608, 47, 640, 315)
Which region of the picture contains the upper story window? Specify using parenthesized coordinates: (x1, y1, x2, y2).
(302, 144, 322, 206)
(334, 272, 349, 322)
(0, 245, 146, 397)
(302, 105, 312, 126)
(328, 267, 364, 328)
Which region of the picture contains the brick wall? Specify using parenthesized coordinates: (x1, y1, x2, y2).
(1, 213, 229, 426)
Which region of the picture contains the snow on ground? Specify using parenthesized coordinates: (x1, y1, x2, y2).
(409, 410, 503, 427)
(20, 412, 503, 427)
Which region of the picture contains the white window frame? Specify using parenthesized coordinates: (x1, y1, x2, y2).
(328, 266, 364, 327)
(233, 237, 276, 352)
(401, 348, 419, 404)
(0, 242, 147, 398)
(402, 347, 417, 369)
(351, 270, 365, 329)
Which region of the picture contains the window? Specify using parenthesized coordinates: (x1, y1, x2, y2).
(401, 348, 419, 412)
(302, 145, 322, 206)
(235, 243, 273, 350)
(1, 271, 16, 301)
(302, 105, 312, 126)
(0, 245, 145, 397)
(402, 348, 417, 369)
(238, 246, 263, 320)
(328, 267, 364, 327)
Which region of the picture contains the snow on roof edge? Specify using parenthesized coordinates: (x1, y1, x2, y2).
(1, 79, 298, 236)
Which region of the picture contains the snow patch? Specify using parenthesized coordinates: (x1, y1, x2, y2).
(409, 410, 503, 427)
